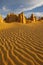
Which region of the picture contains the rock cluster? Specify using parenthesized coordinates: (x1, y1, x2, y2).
(3, 12, 43, 23)
(4, 12, 26, 23)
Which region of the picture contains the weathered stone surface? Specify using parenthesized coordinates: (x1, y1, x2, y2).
(39, 17, 43, 21)
(18, 12, 26, 24)
(0, 15, 3, 23)
(30, 14, 36, 23)
(4, 13, 18, 22)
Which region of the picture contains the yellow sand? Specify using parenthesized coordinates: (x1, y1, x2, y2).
(0, 22, 43, 65)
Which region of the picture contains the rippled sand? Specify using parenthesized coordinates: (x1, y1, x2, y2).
(0, 22, 43, 65)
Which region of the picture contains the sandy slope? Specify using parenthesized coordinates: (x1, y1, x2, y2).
(0, 22, 43, 65)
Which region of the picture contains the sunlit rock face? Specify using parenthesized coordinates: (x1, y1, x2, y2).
(18, 12, 26, 24)
(4, 13, 18, 22)
(0, 15, 3, 23)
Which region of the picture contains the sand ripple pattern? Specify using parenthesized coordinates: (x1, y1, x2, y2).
(0, 26, 43, 65)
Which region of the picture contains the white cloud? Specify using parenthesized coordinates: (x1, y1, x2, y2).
(0, 6, 10, 18)
(34, 12, 43, 17)
(0, 0, 43, 17)
(2, 6, 10, 12)
(14, 0, 43, 14)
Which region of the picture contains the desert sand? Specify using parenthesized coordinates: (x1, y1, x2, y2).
(0, 22, 43, 65)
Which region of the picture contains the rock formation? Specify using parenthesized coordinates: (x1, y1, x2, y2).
(41, 17, 43, 20)
(39, 17, 43, 21)
(30, 14, 36, 23)
(0, 15, 3, 23)
(18, 12, 26, 24)
(4, 13, 18, 22)
(4, 12, 40, 23)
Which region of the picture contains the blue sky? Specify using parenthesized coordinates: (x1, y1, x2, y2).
(0, 0, 43, 18)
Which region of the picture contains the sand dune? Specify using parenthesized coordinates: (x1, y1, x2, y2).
(0, 22, 43, 65)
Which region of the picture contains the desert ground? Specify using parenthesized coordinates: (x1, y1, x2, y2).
(0, 22, 43, 65)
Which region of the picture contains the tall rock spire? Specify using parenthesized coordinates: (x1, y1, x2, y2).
(30, 14, 36, 23)
(19, 12, 26, 24)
